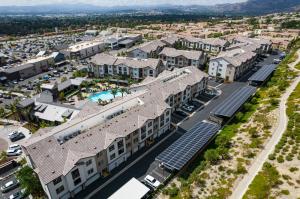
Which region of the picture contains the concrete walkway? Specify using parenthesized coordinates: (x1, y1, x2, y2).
(230, 50, 300, 199)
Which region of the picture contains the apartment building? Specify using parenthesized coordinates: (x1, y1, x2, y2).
(0, 56, 55, 81)
(22, 66, 208, 199)
(89, 53, 165, 79)
(231, 36, 272, 54)
(128, 40, 167, 59)
(180, 36, 230, 54)
(62, 41, 106, 60)
(208, 47, 257, 82)
(159, 47, 207, 69)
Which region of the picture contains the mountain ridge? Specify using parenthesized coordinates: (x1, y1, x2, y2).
(0, 0, 299, 15)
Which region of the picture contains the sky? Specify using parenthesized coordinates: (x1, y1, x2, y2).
(0, 0, 247, 6)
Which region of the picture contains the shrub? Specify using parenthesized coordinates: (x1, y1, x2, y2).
(285, 155, 293, 161)
(236, 162, 247, 174)
(289, 167, 298, 172)
(277, 155, 284, 163)
(282, 174, 291, 180)
(268, 154, 276, 160)
(281, 189, 290, 195)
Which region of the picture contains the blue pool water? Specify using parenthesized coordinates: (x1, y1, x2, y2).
(89, 90, 123, 102)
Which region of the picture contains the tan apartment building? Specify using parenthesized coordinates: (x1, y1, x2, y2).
(22, 66, 208, 199)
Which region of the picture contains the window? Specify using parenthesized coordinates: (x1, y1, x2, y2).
(110, 153, 116, 160)
(118, 148, 124, 155)
(133, 138, 138, 143)
(109, 145, 115, 152)
(86, 160, 92, 166)
(148, 129, 153, 135)
(125, 134, 130, 140)
(141, 131, 146, 140)
(71, 169, 80, 180)
(74, 178, 81, 186)
(56, 185, 64, 195)
(88, 168, 94, 175)
(148, 122, 152, 127)
(133, 130, 139, 136)
(117, 140, 124, 148)
(166, 110, 170, 116)
(53, 177, 62, 185)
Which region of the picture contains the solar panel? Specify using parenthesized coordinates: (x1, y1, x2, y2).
(248, 64, 277, 82)
(210, 86, 256, 117)
(156, 121, 220, 170)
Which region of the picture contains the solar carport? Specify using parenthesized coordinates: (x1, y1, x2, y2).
(210, 86, 256, 119)
(156, 121, 220, 171)
(248, 64, 277, 85)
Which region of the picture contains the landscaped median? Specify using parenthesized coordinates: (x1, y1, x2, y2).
(157, 39, 300, 199)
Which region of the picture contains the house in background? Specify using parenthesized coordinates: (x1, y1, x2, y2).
(62, 41, 106, 60)
(128, 40, 166, 59)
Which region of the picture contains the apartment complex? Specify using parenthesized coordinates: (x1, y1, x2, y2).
(22, 66, 208, 199)
(159, 47, 207, 69)
(128, 40, 167, 59)
(62, 41, 106, 60)
(208, 37, 272, 82)
(89, 53, 165, 79)
(0, 56, 55, 81)
(179, 36, 230, 53)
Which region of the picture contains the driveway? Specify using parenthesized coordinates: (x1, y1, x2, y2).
(0, 125, 31, 150)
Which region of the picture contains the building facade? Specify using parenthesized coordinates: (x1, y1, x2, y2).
(89, 54, 166, 79)
(159, 47, 207, 69)
(62, 41, 106, 60)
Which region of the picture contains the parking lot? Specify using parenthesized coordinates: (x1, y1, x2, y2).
(0, 167, 28, 199)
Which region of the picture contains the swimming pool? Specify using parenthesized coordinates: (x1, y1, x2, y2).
(88, 90, 123, 102)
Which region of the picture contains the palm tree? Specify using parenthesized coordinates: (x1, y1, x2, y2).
(111, 88, 119, 99)
(0, 107, 5, 118)
(35, 82, 42, 93)
(97, 98, 103, 105)
(120, 87, 128, 97)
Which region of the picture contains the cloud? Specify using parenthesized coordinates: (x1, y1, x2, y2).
(0, 0, 247, 6)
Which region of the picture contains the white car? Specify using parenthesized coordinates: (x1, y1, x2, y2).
(6, 148, 22, 156)
(144, 175, 161, 188)
(8, 144, 21, 151)
(8, 131, 19, 139)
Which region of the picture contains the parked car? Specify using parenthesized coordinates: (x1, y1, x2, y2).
(8, 144, 21, 151)
(144, 175, 161, 189)
(1, 180, 19, 193)
(8, 131, 19, 139)
(7, 190, 25, 199)
(10, 132, 25, 142)
(273, 58, 281, 64)
(6, 148, 22, 156)
(182, 104, 193, 112)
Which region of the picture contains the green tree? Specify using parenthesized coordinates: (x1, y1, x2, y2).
(0, 107, 5, 118)
(16, 166, 44, 197)
(35, 82, 42, 93)
(119, 87, 128, 97)
(59, 92, 65, 101)
(204, 149, 219, 164)
(61, 76, 68, 83)
(111, 88, 119, 99)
